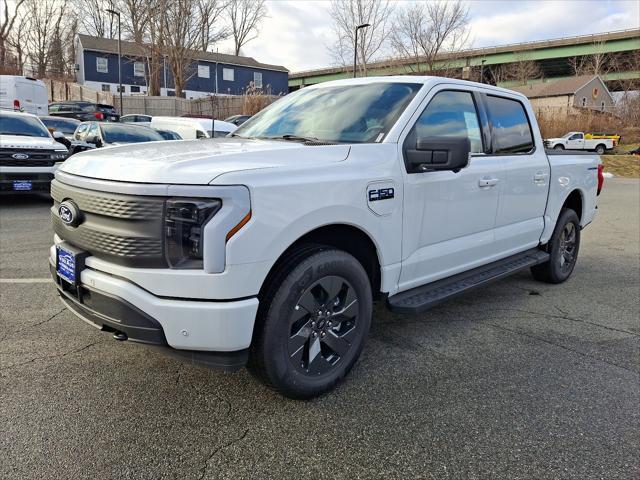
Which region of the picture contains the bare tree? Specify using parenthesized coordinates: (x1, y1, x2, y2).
(197, 0, 228, 52)
(492, 53, 543, 86)
(1, 0, 26, 67)
(569, 41, 613, 77)
(163, 0, 202, 96)
(390, 0, 469, 75)
(74, 0, 118, 39)
(119, 0, 149, 43)
(22, 0, 67, 77)
(226, 0, 265, 56)
(328, 0, 393, 75)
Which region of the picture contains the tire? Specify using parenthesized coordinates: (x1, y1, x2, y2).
(595, 144, 606, 155)
(531, 208, 581, 284)
(553, 144, 564, 150)
(248, 247, 373, 399)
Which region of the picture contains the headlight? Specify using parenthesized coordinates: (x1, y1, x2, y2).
(164, 198, 222, 269)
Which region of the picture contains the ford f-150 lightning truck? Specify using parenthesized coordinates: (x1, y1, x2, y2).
(49, 77, 603, 398)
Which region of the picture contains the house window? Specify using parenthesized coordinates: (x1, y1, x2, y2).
(96, 57, 109, 73)
(223, 68, 234, 81)
(600, 101, 605, 111)
(253, 71, 263, 88)
(130, 85, 141, 93)
(581, 97, 587, 107)
(198, 65, 210, 78)
(101, 84, 111, 92)
(133, 61, 145, 77)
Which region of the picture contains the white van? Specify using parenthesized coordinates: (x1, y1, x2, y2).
(0, 76, 48, 115)
(150, 116, 237, 140)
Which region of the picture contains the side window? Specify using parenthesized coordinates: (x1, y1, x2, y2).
(485, 95, 534, 154)
(88, 123, 100, 139)
(410, 90, 483, 153)
(49, 104, 59, 112)
(569, 133, 582, 140)
(75, 123, 89, 140)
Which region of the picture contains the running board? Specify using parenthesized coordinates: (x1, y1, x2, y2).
(387, 248, 550, 314)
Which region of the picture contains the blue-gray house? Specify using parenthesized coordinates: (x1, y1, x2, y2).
(75, 34, 289, 98)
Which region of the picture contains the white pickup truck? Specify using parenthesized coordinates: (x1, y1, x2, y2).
(49, 77, 603, 398)
(1, 110, 69, 194)
(544, 131, 614, 154)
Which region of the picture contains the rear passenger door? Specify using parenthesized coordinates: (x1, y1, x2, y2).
(399, 87, 505, 291)
(484, 94, 550, 254)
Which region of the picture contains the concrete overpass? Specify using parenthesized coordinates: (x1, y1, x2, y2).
(288, 29, 640, 91)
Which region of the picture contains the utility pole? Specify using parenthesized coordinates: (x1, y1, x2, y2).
(353, 23, 370, 78)
(106, 8, 123, 113)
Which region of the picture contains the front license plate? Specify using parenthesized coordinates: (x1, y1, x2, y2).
(57, 246, 77, 284)
(13, 180, 32, 191)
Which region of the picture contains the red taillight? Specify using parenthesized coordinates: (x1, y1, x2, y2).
(597, 164, 604, 196)
(94, 112, 104, 120)
(13, 99, 20, 110)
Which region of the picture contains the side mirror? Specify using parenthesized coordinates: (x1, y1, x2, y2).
(407, 136, 471, 173)
(52, 131, 65, 140)
(86, 135, 102, 147)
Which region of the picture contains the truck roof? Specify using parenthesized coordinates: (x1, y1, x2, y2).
(307, 75, 530, 100)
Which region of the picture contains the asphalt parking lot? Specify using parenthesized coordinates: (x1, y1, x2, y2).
(1, 179, 638, 480)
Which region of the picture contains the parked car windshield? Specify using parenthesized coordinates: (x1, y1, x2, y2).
(41, 117, 80, 134)
(101, 124, 164, 143)
(234, 82, 422, 143)
(0, 114, 50, 138)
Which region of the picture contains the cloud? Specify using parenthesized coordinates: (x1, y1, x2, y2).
(231, 0, 640, 72)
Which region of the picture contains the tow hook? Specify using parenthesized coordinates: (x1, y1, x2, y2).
(113, 331, 128, 341)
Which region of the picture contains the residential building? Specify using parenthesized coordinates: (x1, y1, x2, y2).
(509, 75, 615, 113)
(74, 34, 289, 98)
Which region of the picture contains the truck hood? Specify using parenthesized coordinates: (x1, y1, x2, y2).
(0, 134, 66, 150)
(546, 138, 565, 143)
(59, 138, 351, 184)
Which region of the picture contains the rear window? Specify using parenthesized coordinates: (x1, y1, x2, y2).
(101, 124, 164, 143)
(485, 95, 534, 154)
(98, 104, 116, 114)
(41, 117, 80, 134)
(0, 114, 50, 138)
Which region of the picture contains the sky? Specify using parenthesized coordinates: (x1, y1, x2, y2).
(222, 0, 640, 73)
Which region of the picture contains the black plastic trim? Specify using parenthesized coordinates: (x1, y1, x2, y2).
(50, 263, 249, 371)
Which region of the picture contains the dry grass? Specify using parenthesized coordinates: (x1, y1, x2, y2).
(536, 109, 624, 139)
(601, 154, 640, 178)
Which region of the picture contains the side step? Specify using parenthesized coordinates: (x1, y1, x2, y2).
(387, 248, 549, 314)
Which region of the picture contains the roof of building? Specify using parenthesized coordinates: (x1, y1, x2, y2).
(77, 34, 289, 72)
(509, 75, 607, 98)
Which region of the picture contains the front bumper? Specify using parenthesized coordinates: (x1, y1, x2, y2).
(49, 258, 259, 370)
(0, 167, 56, 193)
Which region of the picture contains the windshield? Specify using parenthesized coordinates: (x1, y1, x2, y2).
(0, 114, 50, 138)
(41, 117, 79, 134)
(235, 82, 422, 143)
(562, 132, 575, 139)
(101, 124, 164, 143)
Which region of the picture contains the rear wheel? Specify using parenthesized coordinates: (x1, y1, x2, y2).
(595, 144, 606, 155)
(531, 208, 581, 283)
(249, 248, 372, 399)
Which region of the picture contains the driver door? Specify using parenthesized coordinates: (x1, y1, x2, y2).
(398, 87, 504, 292)
(566, 133, 584, 149)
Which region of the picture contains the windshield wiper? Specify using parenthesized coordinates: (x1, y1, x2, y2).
(265, 134, 335, 144)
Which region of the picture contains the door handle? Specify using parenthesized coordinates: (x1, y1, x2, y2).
(478, 178, 499, 188)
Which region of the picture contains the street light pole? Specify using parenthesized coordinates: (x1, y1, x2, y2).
(353, 23, 371, 78)
(106, 9, 122, 114)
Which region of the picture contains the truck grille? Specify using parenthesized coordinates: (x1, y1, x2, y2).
(50, 179, 167, 267)
(0, 149, 55, 167)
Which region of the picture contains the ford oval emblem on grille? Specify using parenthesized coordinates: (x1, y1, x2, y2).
(58, 201, 81, 227)
(12, 153, 29, 160)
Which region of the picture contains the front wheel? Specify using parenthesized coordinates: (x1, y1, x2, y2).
(531, 208, 581, 283)
(554, 144, 565, 150)
(249, 248, 372, 399)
